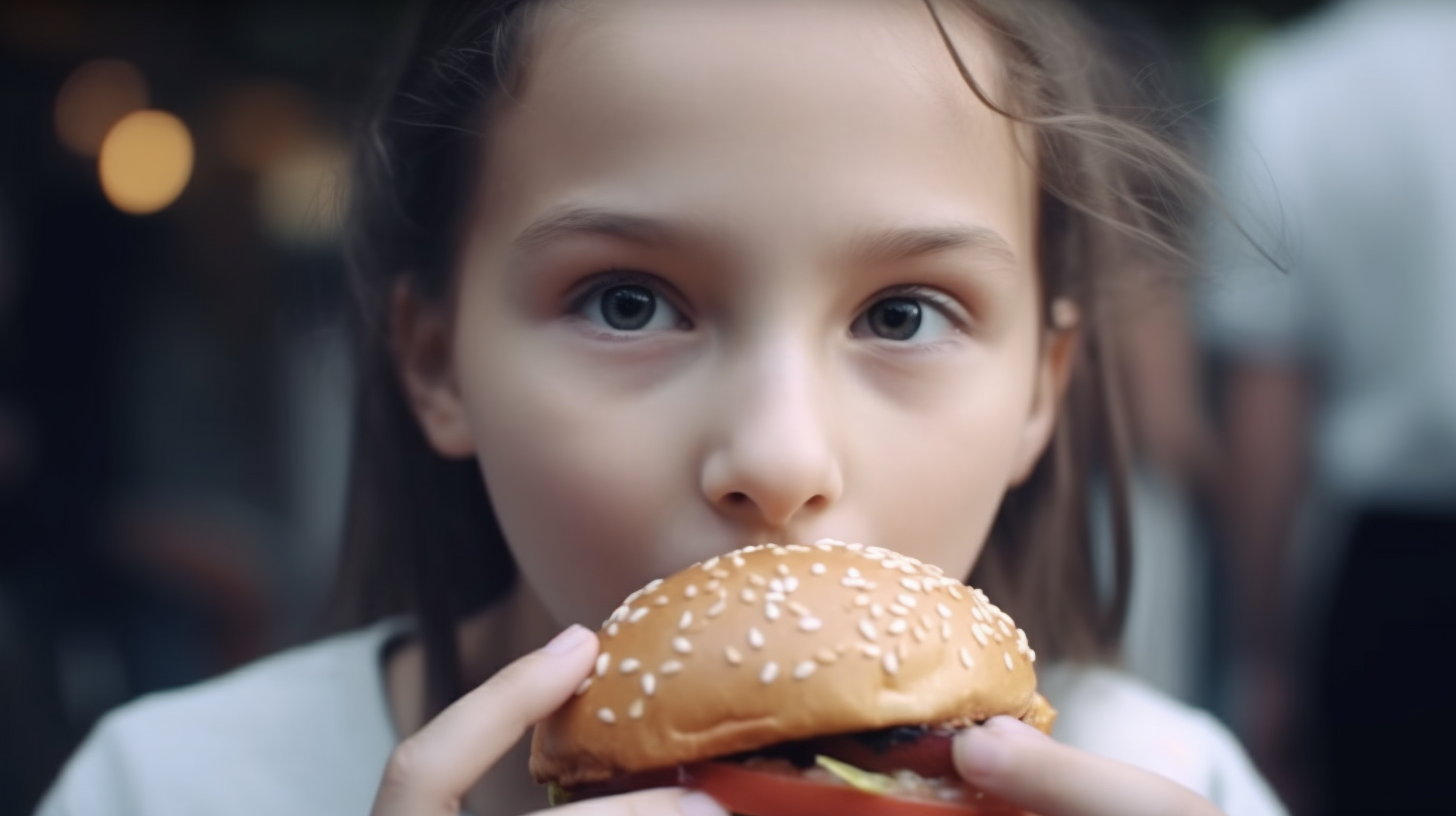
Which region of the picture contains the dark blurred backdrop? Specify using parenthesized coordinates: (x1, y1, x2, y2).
(0, 1, 1329, 814)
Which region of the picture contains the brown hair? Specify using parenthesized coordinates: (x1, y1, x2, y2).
(333, 0, 1205, 712)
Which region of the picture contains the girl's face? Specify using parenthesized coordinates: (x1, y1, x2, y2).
(401, 0, 1074, 628)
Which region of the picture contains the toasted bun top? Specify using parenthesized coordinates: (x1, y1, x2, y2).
(530, 541, 1051, 788)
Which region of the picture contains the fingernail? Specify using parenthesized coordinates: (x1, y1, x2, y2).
(543, 624, 593, 655)
(678, 791, 729, 816)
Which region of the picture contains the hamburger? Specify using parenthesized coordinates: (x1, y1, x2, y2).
(530, 540, 1056, 815)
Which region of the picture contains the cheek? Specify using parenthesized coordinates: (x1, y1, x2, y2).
(455, 331, 697, 625)
(847, 354, 1038, 580)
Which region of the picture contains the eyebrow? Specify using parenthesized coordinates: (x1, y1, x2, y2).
(846, 224, 1020, 270)
(512, 205, 1020, 269)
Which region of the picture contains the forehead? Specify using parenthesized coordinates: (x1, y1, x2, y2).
(479, 0, 1036, 259)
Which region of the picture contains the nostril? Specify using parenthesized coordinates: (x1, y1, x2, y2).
(725, 491, 750, 506)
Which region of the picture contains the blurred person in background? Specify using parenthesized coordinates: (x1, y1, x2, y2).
(1202, 1, 1456, 813)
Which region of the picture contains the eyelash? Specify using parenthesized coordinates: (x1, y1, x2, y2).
(565, 272, 971, 337)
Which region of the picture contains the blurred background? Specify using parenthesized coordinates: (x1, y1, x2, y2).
(4, 0, 1448, 814)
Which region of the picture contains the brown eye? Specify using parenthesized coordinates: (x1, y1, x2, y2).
(866, 297, 922, 340)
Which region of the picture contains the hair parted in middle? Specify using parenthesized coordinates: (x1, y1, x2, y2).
(333, 0, 1208, 713)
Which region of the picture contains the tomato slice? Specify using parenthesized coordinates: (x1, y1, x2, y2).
(682, 761, 1025, 816)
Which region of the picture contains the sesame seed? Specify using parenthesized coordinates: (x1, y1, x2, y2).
(776, 564, 790, 577)
(840, 577, 866, 588)
(947, 586, 963, 600)
(794, 661, 817, 680)
(786, 545, 811, 553)
(847, 542, 864, 551)
(973, 626, 988, 646)
(678, 611, 693, 630)
(883, 652, 900, 675)
(612, 605, 630, 622)
(897, 594, 918, 608)
(711, 569, 730, 580)
(654, 596, 669, 607)
(1028, 649, 1037, 663)
(642, 673, 656, 696)
(732, 555, 746, 567)
(788, 601, 810, 617)
(707, 599, 727, 617)
(890, 604, 908, 616)
(765, 591, 786, 603)
(660, 660, 683, 675)
(998, 620, 1013, 636)
(576, 677, 593, 695)
(937, 603, 952, 619)
(864, 581, 878, 590)
(725, 646, 743, 665)
(703, 557, 720, 571)
(645, 578, 664, 593)
(858, 619, 878, 641)
(596, 653, 611, 677)
(899, 563, 917, 575)
(971, 607, 985, 621)
(871, 603, 885, 618)
(847, 567, 862, 578)
(672, 637, 693, 654)
(784, 577, 800, 593)
(706, 579, 722, 591)
(748, 627, 765, 648)
(765, 602, 781, 621)
(900, 578, 922, 592)
(816, 648, 838, 664)
(854, 594, 871, 607)
(881, 560, 904, 572)
(606, 623, 620, 637)
(912, 626, 927, 642)
(626, 589, 644, 604)
(816, 543, 834, 551)
(811, 563, 827, 575)
(741, 588, 757, 603)
(628, 699, 645, 720)
(815, 537, 842, 546)
(598, 708, 617, 724)
(960, 647, 975, 669)
(942, 622, 952, 640)
(760, 662, 779, 684)
(749, 574, 767, 587)
(920, 614, 934, 630)
(888, 618, 908, 635)
(629, 607, 649, 623)
(864, 550, 886, 560)
(620, 658, 641, 674)
(1004, 652, 1014, 671)
(859, 643, 882, 658)
(799, 617, 823, 632)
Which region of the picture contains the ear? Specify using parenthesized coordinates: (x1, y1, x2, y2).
(391, 279, 476, 459)
(1009, 299, 1080, 486)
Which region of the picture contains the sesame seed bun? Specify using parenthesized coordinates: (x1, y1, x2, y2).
(529, 540, 1055, 789)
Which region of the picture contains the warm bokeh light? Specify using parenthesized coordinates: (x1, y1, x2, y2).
(214, 82, 322, 173)
(258, 140, 349, 248)
(97, 110, 194, 215)
(54, 58, 150, 157)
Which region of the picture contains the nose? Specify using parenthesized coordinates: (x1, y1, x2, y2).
(699, 341, 844, 530)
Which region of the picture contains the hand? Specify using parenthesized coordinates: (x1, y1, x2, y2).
(370, 624, 728, 816)
(954, 717, 1224, 816)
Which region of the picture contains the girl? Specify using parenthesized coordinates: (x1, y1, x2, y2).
(38, 1, 1285, 815)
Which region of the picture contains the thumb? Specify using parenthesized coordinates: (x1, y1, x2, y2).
(953, 716, 1222, 816)
(373, 624, 599, 816)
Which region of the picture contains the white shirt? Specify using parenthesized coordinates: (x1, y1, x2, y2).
(1200, 0, 1456, 507)
(37, 621, 1286, 816)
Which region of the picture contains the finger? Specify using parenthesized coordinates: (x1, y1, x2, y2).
(954, 716, 1223, 816)
(373, 624, 598, 816)
(525, 788, 728, 816)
